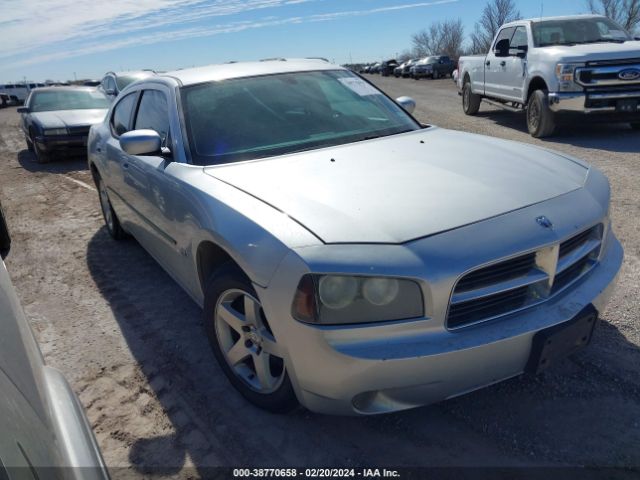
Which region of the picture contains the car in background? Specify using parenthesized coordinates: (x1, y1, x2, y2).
(369, 62, 381, 74)
(88, 58, 621, 415)
(0, 84, 29, 104)
(394, 62, 405, 77)
(411, 56, 456, 79)
(83, 80, 101, 87)
(380, 60, 399, 77)
(18, 86, 110, 163)
(401, 59, 419, 78)
(457, 14, 640, 137)
(0, 201, 108, 478)
(99, 70, 156, 100)
(0, 93, 8, 108)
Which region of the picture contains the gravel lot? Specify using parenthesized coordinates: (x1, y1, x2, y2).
(0, 76, 638, 478)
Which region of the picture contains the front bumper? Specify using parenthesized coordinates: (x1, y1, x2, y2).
(35, 134, 88, 154)
(257, 183, 623, 415)
(549, 90, 640, 116)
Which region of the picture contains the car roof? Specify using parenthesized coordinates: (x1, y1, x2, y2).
(503, 14, 606, 27)
(28, 86, 100, 93)
(161, 58, 341, 86)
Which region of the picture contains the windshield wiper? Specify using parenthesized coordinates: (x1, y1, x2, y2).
(361, 129, 414, 141)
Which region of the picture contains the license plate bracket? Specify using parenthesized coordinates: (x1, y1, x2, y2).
(525, 304, 598, 375)
(616, 99, 639, 112)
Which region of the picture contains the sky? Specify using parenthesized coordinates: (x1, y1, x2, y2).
(0, 0, 593, 83)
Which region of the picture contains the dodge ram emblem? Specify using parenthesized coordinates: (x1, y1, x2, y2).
(536, 216, 553, 229)
(618, 68, 640, 81)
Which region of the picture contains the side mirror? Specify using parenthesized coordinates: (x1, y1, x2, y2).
(17, 106, 29, 114)
(396, 96, 416, 114)
(0, 202, 11, 260)
(495, 38, 510, 57)
(120, 130, 162, 155)
(513, 45, 528, 58)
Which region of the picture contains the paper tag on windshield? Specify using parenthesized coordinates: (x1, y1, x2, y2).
(339, 77, 381, 96)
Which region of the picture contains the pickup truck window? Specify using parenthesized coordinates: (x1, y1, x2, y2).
(493, 27, 516, 51)
(510, 27, 528, 49)
(532, 17, 631, 47)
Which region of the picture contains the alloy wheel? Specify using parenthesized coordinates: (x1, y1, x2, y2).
(214, 289, 285, 394)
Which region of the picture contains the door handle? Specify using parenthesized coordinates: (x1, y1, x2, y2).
(485, 61, 491, 66)
(123, 162, 129, 169)
(500, 61, 506, 67)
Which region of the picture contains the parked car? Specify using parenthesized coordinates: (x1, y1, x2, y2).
(401, 59, 420, 77)
(380, 60, 399, 77)
(394, 63, 405, 77)
(88, 58, 622, 416)
(411, 55, 455, 79)
(99, 70, 156, 100)
(18, 86, 110, 163)
(0, 93, 8, 108)
(0, 84, 28, 104)
(0, 201, 108, 478)
(83, 80, 101, 87)
(369, 62, 381, 74)
(457, 14, 640, 137)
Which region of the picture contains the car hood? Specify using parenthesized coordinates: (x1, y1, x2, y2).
(540, 40, 640, 62)
(205, 128, 588, 244)
(30, 109, 108, 129)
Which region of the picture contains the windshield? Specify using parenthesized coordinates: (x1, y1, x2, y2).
(116, 73, 150, 91)
(532, 17, 631, 47)
(29, 90, 110, 112)
(181, 70, 421, 165)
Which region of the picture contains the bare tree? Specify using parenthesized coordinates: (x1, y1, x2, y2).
(469, 0, 521, 54)
(398, 50, 414, 63)
(411, 19, 465, 60)
(587, 0, 640, 32)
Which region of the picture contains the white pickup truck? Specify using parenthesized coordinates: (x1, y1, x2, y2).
(457, 15, 640, 137)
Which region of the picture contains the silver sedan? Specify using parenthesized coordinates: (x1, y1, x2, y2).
(87, 59, 623, 415)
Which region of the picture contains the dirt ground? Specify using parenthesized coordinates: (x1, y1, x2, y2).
(0, 77, 638, 478)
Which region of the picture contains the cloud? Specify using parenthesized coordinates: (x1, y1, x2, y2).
(0, 0, 458, 70)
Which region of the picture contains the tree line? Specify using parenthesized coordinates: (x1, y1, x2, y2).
(400, 0, 640, 63)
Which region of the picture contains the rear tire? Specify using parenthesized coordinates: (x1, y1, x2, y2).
(527, 90, 556, 138)
(204, 263, 298, 413)
(462, 81, 481, 115)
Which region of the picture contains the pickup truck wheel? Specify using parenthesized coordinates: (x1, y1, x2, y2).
(433, 70, 439, 80)
(204, 263, 298, 413)
(527, 90, 556, 138)
(630, 122, 640, 131)
(96, 176, 126, 240)
(462, 82, 481, 115)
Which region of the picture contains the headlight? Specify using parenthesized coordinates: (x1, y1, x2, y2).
(555, 63, 583, 92)
(292, 274, 424, 325)
(43, 128, 67, 136)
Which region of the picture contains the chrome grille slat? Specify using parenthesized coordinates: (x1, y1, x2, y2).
(447, 225, 603, 330)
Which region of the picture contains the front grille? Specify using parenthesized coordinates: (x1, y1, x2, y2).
(67, 126, 91, 135)
(447, 225, 603, 329)
(455, 253, 536, 292)
(576, 61, 640, 89)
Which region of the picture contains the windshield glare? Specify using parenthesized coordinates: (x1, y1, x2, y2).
(182, 70, 421, 165)
(533, 17, 631, 47)
(29, 90, 110, 112)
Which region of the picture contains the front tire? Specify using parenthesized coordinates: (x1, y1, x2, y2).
(31, 132, 50, 163)
(96, 175, 126, 240)
(462, 81, 481, 115)
(527, 90, 556, 138)
(204, 263, 298, 413)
